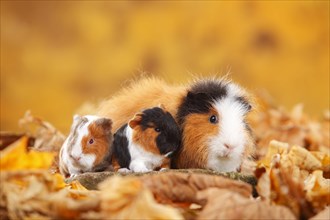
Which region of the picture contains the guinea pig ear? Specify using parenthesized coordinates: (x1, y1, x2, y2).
(73, 114, 81, 122)
(95, 118, 113, 134)
(158, 103, 167, 111)
(128, 113, 143, 129)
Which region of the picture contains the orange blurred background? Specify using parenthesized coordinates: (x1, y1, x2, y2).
(1, 1, 329, 133)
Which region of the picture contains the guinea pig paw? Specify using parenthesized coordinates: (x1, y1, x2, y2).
(132, 166, 150, 173)
(159, 168, 168, 172)
(118, 168, 131, 173)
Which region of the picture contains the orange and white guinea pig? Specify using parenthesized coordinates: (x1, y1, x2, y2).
(97, 77, 255, 172)
(59, 115, 113, 178)
(111, 106, 181, 172)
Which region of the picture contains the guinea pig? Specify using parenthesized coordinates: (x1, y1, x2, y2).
(59, 115, 113, 178)
(97, 77, 254, 172)
(175, 79, 254, 172)
(111, 106, 181, 172)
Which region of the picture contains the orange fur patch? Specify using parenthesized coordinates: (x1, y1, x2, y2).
(111, 154, 121, 171)
(159, 157, 170, 169)
(175, 109, 219, 168)
(132, 125, 161, 155)
(81, 122, 111, 166)
(97, 78, 187, 131)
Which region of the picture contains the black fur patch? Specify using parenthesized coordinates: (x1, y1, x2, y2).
(176, 79, 229, 125)
(139, 107, 181, 156)
(236, 96, 252, 112)
(112, 124, 131, 168)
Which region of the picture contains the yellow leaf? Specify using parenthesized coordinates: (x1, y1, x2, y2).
(52, 173, 66, 190)
(0, 136, 55, 170)
(69, 180, 88, 191)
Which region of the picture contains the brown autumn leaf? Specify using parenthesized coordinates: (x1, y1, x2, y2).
(196, 188, 296, 220)
(18, 111, 65, 152)
(140, 172, 252, 205)
(98, 176, 184, 220)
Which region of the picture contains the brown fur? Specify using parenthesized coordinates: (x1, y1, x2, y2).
(97, 78, 186, 131)
(176, 109, 220, 168)
(159, 157, 170, 169)
(81, 122, 111, 166)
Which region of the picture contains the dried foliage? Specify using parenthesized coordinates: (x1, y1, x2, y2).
(256, 140, 329, 219)
(250, 99, 330, 160)
(0, 96, 329, 219)
(196, 188, 296, 219)
(18, 111, 65, 152)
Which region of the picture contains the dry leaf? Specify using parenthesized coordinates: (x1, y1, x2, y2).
(19, 111, 65, 152)
(98, 176, 184, 220)
(286, 146, 322, 171)
(0, 136, 55, 170)
(141, 172, 252, 205)
(196, 188, 296, 219)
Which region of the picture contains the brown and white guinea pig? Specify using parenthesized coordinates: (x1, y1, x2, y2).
(59, 115, 113, 178)
(111, 106, 181, 173)
(97, 77, 254, 172)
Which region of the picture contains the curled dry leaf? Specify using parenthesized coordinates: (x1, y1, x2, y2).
(196, 188, 296, 220)
(98, 176, 184, 220)
(19, 111, 65, 152)
(0, 136, 55, 170)
(140, 172, 252, 205)
(285, 146, 322, 171)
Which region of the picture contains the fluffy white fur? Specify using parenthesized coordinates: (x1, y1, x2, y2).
(125, 126, 165, 172)
(207, 83, 249, 172)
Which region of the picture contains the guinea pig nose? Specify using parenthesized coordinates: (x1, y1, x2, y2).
(224, 144, 233, 149)
(70, 154, 81, 161)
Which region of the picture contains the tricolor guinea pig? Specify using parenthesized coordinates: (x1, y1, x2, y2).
(97, 77, 255, 172)
(175, 79, 254, 172)
(59, 115, 113, 178)
(111, 106, 181, 172)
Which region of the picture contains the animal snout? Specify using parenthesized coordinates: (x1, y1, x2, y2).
(224, 143, 234, 150)
(70, 154, 81, 161)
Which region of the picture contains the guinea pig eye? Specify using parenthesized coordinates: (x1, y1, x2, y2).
(209, 115, 218, 124)
(155, 128, 161, 132)
(89, 139, 94, 144)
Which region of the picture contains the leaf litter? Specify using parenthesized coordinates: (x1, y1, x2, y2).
(0, 96, 329, 219)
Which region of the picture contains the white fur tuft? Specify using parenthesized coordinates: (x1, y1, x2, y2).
(126, 126, 165, 172)
(207, 83, 249, 172)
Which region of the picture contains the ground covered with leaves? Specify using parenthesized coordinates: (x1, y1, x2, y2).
(0, 96, 329, 220)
